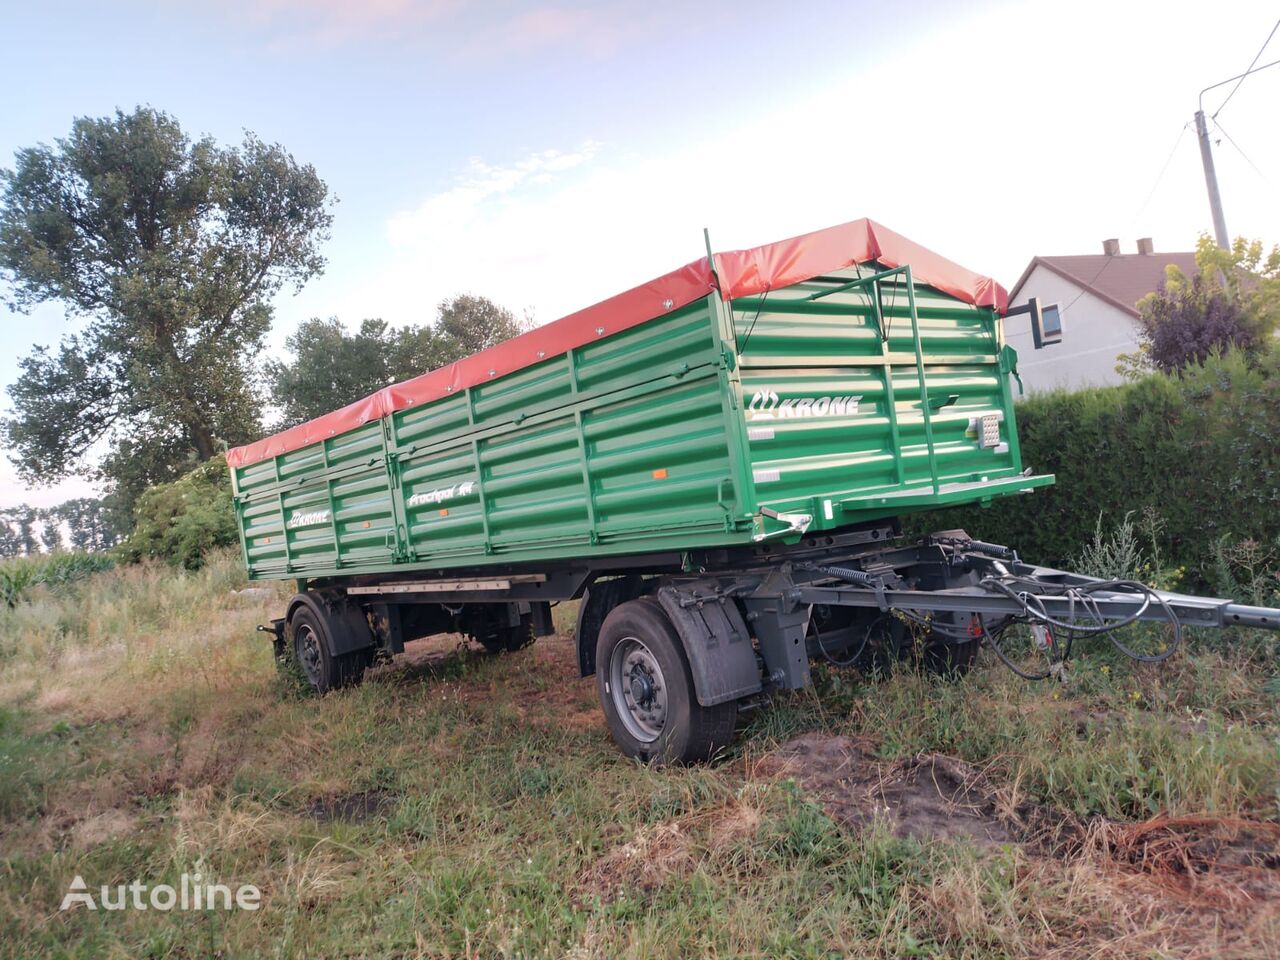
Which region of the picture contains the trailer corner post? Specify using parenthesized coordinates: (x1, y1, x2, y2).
(903, 266, 941, 494)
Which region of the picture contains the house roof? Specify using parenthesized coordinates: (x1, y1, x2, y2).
(1008, 251, 1198, 318)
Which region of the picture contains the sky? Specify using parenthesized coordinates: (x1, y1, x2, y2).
(2, 0, 1279, 508)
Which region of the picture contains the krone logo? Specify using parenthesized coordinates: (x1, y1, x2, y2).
(746, 390, 861, 420)
(287, 509, 331, 529)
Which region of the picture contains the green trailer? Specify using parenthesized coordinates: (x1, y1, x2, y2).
(231, 219, 1280, 763)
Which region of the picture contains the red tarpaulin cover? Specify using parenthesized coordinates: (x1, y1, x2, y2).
(227, 219, 1008, 468)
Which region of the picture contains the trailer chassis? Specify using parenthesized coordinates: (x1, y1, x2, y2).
(263, 527, 1280, 763)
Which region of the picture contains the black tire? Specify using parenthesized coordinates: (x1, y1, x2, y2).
(289, 604, 373, 694)
(917, 631, 980, 678)
(595, 597, 738, 765)
(473, 610, 535, 654)
(808, 607, 907, 676)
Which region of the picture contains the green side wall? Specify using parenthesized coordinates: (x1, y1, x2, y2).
(233, 265, 1044, 581)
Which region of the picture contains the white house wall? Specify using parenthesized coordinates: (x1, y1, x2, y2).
(1002, 264, 1139, 393)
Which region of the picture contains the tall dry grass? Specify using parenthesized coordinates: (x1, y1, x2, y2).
(0, 549, 1276, 958)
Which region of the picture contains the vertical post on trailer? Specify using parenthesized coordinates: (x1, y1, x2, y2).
(871, 277, 907, 487)
(904, 266, 941, 494)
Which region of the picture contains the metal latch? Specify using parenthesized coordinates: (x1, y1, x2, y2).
(753, 507, 813, 542)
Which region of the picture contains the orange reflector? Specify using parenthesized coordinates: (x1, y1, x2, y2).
(362, 521, 371, 529)
(652, 468, 668, 480)
(263, 537, 271, 544)
(439, 508, 449, 517)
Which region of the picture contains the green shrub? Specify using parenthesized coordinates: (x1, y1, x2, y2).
(117, 456, 237, 570)
(912, 347, 1280, 589)
(1210, 534, 1280, 608)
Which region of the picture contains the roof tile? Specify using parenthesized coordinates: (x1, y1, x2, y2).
(1010, 251, 1198, 316)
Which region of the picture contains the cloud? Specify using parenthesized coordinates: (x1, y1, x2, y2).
(275, 0, 1280, 362)
(386, 142, 601, 247)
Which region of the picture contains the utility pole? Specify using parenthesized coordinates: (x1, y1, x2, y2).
(1193, 110, 1230, 249)
(1196, 53, 1280, 251)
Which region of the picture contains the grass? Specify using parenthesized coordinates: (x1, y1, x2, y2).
(0, 549, 1277, 958)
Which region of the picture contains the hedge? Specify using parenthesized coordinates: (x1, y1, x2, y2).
(910, 348, 1280, 588)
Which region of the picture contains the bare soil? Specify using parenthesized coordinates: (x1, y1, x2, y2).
(306, 789, 397, 823)
(575, 799, 763, 905)
(756, 732, 1030, 846)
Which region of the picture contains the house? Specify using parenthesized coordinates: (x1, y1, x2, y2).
(1003, 238, 1197, 393)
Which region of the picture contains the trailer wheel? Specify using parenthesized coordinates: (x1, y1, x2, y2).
(473, 611, 535, 654)
(289, 604, 373, 694)
(596, 598, 737, 765)
(809, 607, 907, 675)
(918, 633, 979, 678)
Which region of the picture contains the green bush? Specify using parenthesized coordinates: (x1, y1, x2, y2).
(117, 456, 238, 570)
(913, 347, 1280, 590)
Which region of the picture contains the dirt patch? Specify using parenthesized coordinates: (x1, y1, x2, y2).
(756, 732, 1039, 847)
(69, 808, 138, 848)
(364, 634, 477, 689)
(306, 789, 397, 823)
(510, 638, 600, 729)
(579, 820, 695, 903)
(1087, 815, 1280, 908)
(757, 731, 1280, 941)
(576, 799, 762, 905)
(369, 633, 602, 733)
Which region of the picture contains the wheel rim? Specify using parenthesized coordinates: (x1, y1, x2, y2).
(609, 635, 667, 743)
(296, 623, 323, 685)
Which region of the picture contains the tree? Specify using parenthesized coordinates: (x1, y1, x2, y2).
(12, 505, 38, 556)
(0, 107, 333, 517)
(266, 318, 405, 429)
(118, 456, 237, 570)
(38, 509, 63, 553)
(53, 497, 119, 552)
(0, 515, 18, 558)
(434, 294, 528, 361)
(0, 498, 117, 556)
(267, 296, 528, 427)
(1132, 235, 1280, 375)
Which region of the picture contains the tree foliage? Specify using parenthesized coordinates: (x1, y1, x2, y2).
(49, 497, 120, 552)
(117, 456, 237, 570)
(0, 107, 333, 517)
(1133, 235, 1280, 375)
(266, 318, 404, 430)
(267, 295, 527, 428)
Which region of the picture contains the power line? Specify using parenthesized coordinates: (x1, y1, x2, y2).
(1212, 17, 1280, 118)
(1131, 122, 1191, 226)
(1058, 255, 1118, 318)
(1211, 117, 1270, 183)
